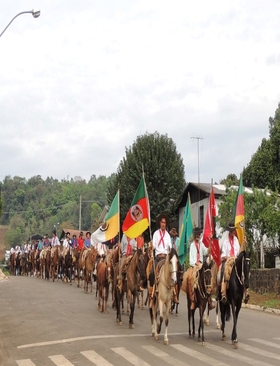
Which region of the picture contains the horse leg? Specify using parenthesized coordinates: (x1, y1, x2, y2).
(129, 292, 136, 329)
(203, 303, 210, 326)
(216, 302, 221, 329)
(164, 300, 171, 345)
(157, 300, 163, 336)
(220, 301, 227, 341)
(231, 300, 241, 348)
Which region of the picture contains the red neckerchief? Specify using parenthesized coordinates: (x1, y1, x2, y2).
(126, 237, 132, 256)
(195, 240, 200, 262)
(229, 235, 234, 256)
(159, 230, 165, 247)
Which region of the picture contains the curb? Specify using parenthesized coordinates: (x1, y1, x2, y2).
(242, 303, 280, 315)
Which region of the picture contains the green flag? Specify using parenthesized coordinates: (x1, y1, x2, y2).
(178, 194, 194, 265)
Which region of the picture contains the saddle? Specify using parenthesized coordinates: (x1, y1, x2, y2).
(224, 257, 235, 283)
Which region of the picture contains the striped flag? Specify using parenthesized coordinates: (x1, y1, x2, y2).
(233, 175, 245, 246)
(91, 191, 119, 244)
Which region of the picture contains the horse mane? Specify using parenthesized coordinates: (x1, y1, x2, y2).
(169, 247, 178, 260)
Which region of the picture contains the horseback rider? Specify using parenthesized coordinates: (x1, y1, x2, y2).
(148, 213, 179, 307)
(218, 222, 240, 303)
(117, 233, 137, 292)
(62, 232, 71, 258)
(51, 230, 60, 258)
(187, 227, 215, 310)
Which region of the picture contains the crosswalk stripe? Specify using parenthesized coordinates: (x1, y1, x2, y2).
(141, 345, 191, 366)
(16, 360, 36, 366)
(48, 354, 74, 365)
(240, 343, 280, 361)
(249, 338, 280, 350)
(112, 347, 151, 366)
(171, 344, 229, 366)
(81, 350, 114, 366)
(204, 342, 273, 366)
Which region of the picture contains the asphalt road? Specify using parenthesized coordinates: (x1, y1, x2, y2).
(1, 275, 280, 366)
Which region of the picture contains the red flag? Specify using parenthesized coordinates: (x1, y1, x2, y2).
(203, 187, 221, 266)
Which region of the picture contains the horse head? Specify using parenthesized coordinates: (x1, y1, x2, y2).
(169, 247, 178, 285)
(202, 257, 214, 295)
(135, 249, 146, 283)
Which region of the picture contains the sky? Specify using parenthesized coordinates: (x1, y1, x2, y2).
(0, 0, 280, 185)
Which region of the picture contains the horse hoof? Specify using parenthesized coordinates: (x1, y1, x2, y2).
(189, 335, 193, 339)
(119, 322, 122, 326)
(202, 341, 205, 346)
(222, 335, 226, 341)
(198, 337, 201, 342)
(232, 340, 238, 349)
(164, 339, 169, 345)
(205, 320, 210, 326)
(129, 324, 135, 329)
(217, 324, 221, 330)
(154, 335, 158, 341)
(152, 332, 155, 337)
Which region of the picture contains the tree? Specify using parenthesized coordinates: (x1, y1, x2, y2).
(220, 174, 239, 187)
(218, 186, 280, 268)
(107, 131, 186, 235)
(242, 103, 280, 191)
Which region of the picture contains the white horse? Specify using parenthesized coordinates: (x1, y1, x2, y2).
(149, 248, 178, 345)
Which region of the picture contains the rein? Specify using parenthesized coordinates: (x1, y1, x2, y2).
(158, 256, 177, 290)
(234, 255, 250, 286)
(197, 268, 212, 299)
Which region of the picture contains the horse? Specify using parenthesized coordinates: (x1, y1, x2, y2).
(107, 244, 121, 309)
(203, 261, 220, 329)
(62, 247, 73, 284)
(40, 248, 51, 280)
(14, 252, 21, 276)
(50, 247, 61, 282)
(114, 249, 146, 327)
(182, 257, 213, 345)
(83, 247, 97, 293)
(149, 248, 178, 345)
(96, 259, 112, 313)
(170, 262, 185, 315)
(219, 250, 250, 349)
(9, 252, 15, 275)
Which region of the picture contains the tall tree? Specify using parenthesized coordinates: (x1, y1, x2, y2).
(107, 132, 186, 234)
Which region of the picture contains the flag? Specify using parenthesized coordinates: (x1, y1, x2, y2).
(233, 175, 245, 246)
(122, 176, 150, 238)
(203, 187, 220, 266)
(91, 191, 119, 244)
(178, 194, 194, 265)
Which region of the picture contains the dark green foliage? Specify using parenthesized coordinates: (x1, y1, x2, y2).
(107, 132, 186, 235)
(243, 103, 280, 191)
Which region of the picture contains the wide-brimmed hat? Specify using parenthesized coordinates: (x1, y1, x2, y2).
(169, 227, 178, 236)
(193, 227, 203, 236)
(156, 213, 169, 227)
(226, 222, 236, 232)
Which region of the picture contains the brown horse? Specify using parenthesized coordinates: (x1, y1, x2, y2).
(40, 248, 51, 280)
(96, 260, 112, 313)
(150, 248, 178, 345)
(9, 252, 15, 275)
(106, 244, 121, 308)
(115, 249, 146, 328)
(182, 257, 213, 345)
(77, 247, 87, 288)
(83, 247, 97, 293)
(50, 247, 60, 282)
(61, 248, 73, 284)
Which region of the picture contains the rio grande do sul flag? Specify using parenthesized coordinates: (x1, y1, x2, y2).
(91, 191, 119, 244)
(233, 175, 245, 245)
(122, 176, 149, 238)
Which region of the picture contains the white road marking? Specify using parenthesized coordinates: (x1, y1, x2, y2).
(142, 345, 191, 366)
(81, 350, 114, 366)
(171, 344, 229, 366)
(249, 338, 280, 350)
(112, 347, 151, 366)
(16, 360, 36, 366)
(49, 354, 74, 365)
(240, 343, 280, 360)
(205, 342, 273, 366)
(17, 332, 185, 349)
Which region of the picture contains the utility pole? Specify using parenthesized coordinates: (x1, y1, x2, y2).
(191, 136, 204, 226)
(79, 195, 82, 231)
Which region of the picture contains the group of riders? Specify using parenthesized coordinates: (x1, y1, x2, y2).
(9, 213, 250, 311)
